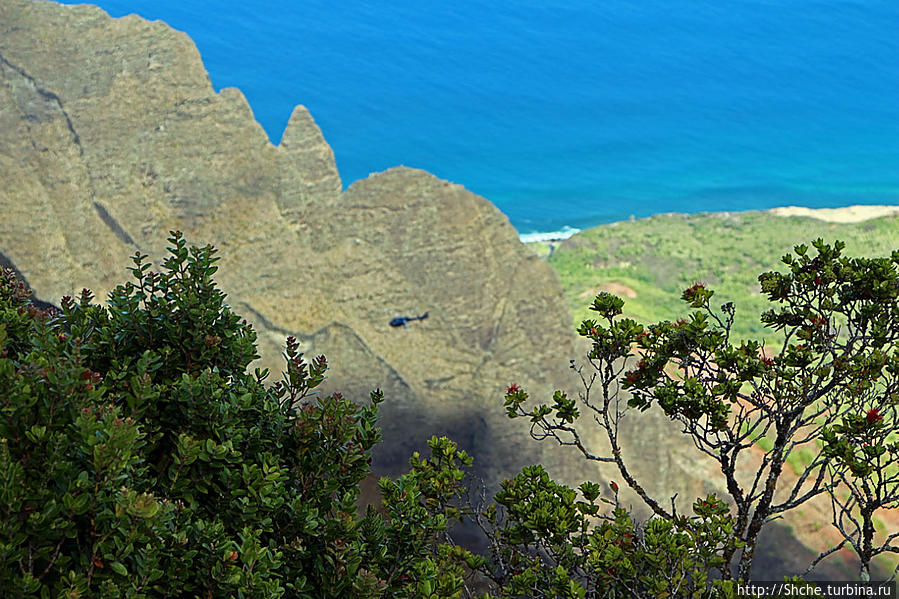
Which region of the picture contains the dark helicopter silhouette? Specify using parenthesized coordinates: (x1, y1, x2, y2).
(389, 312, 429, 328)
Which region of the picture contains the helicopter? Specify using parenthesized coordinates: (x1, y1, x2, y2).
(389, 312, 429, 328)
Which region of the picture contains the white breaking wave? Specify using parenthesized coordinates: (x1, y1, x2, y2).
(518, 226, 581, 243)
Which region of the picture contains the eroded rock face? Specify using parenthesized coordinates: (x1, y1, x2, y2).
(0, 0, 835, 579)
(0, 0, 589, 490)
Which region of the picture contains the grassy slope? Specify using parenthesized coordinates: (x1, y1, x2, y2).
(548, 210, 898, 345)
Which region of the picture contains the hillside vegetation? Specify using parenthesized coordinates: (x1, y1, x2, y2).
(547, 210, 899, 343)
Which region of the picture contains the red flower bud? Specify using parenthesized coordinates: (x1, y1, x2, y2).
(506, 383, 521, 394)
(684, 282, 705, 296)
(866, 408, 883, 424)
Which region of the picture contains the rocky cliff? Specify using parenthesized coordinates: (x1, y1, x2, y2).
(0, 0, 587, 490)
(0, 0, 847, 578)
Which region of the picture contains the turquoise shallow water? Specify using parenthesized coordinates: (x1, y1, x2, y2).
(59, 1, 899, 235)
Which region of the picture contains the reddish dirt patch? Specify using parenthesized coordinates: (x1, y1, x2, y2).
(578, 281, 638, 299)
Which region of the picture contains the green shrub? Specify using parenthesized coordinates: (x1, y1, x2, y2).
(0, 232, 480, 598)
(475, 465, 740, 598)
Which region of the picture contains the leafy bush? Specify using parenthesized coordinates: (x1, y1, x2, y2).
(474, 465, 739, 598)
(0, 232, 481, 598)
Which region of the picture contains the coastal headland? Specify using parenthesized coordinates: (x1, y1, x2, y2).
(1, 0, 895, 579)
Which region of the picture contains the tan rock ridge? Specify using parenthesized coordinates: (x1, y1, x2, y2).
(0, 0, 853, 578)
(0, 0, 596, 492)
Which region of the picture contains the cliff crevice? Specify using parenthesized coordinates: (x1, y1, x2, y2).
(0, 50, 83, 155)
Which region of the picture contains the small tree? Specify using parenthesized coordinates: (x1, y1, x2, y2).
(0, 232, 483, 598)
(502, 240, 899, 582)
(819, 371, 899, 580)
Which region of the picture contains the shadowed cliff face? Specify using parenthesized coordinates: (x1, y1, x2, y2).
(0, 0, 851, 579)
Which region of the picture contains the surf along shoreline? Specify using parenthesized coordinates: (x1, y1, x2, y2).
(521, 204, 899, 250)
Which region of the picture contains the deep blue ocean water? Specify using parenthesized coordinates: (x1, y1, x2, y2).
(58, 0, 899, 235)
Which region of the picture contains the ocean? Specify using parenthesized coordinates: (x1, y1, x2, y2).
(56, 0, 899, 236)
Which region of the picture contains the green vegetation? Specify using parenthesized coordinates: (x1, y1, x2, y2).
(3, 232, 898, 597)
(509, 239, 899, 582)
(547, 211, 899, 343)
(0, 233, 481, 598)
